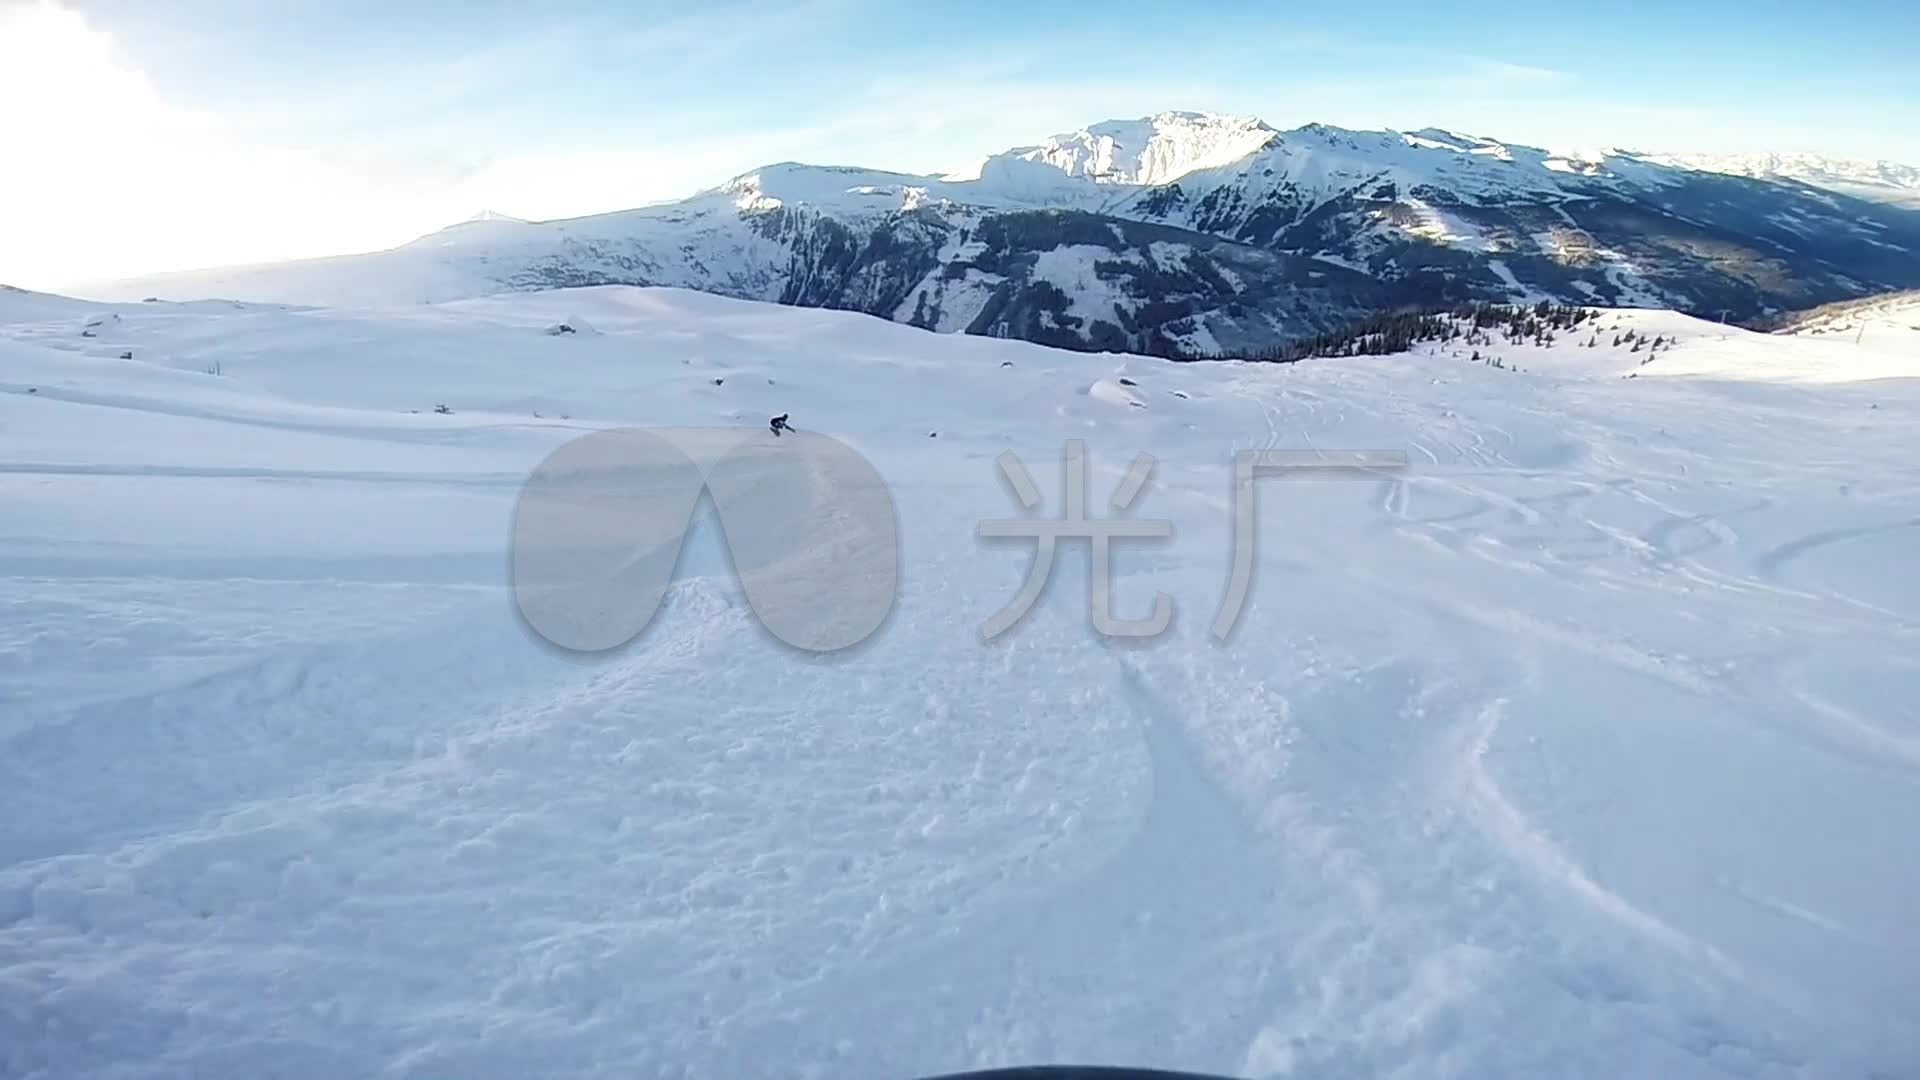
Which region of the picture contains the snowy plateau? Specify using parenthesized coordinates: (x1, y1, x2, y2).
(2, 265, 1919, 1080)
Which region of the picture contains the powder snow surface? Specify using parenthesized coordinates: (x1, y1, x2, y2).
(2, 286, 1917, 1080)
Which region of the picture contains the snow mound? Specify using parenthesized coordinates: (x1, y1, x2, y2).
(543, 313, 601, 336)
(1088, 376, 1147, 408)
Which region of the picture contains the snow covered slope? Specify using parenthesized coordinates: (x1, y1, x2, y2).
(78, 114, 1920, 359)
(1771, 288, 1920, 350)
(3, 285, 1918, 1079)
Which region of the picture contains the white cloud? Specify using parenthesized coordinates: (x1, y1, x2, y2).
(447, 142, 778, 222)
(0, 3, 439, 286)
(0, 2, 775, 288)
(0, 4, 1232, 291)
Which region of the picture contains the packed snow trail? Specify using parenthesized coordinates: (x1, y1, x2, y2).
(2, 287, 1917, 1079)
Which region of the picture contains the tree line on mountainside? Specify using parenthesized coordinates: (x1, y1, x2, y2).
(1189, 301, 1602, 363)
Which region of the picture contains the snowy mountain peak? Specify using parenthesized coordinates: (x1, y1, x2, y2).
(85, 108, 1920, 349)
(1400, 127, 1512, 154)
(711, 162, 938, 212)
(405, 209, 537, 249)
(1661, 151, 1920, 190)
(975, 110, 1279, 187)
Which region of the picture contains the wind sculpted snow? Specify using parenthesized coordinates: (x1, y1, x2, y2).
(1, 286, 1917, 1079)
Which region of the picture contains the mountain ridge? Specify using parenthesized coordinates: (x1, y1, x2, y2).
(83, 111, 1920, 359)
(1653, 151, 1920, 207)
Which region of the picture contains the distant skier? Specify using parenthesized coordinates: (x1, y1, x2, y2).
(769, 413, 792, 437)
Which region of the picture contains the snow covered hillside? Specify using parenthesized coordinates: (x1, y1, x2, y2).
(1771, 288, 1920, 348)
(3, 285, 1919, 1080)
(78, 112, 1920, 359)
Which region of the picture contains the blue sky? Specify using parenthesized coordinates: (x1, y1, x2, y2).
(3, 0, 1914, 285)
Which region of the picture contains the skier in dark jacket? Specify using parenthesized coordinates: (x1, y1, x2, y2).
(769, 413, 791, 437)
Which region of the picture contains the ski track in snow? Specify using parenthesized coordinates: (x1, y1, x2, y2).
(1, 287, 1918, 1079)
